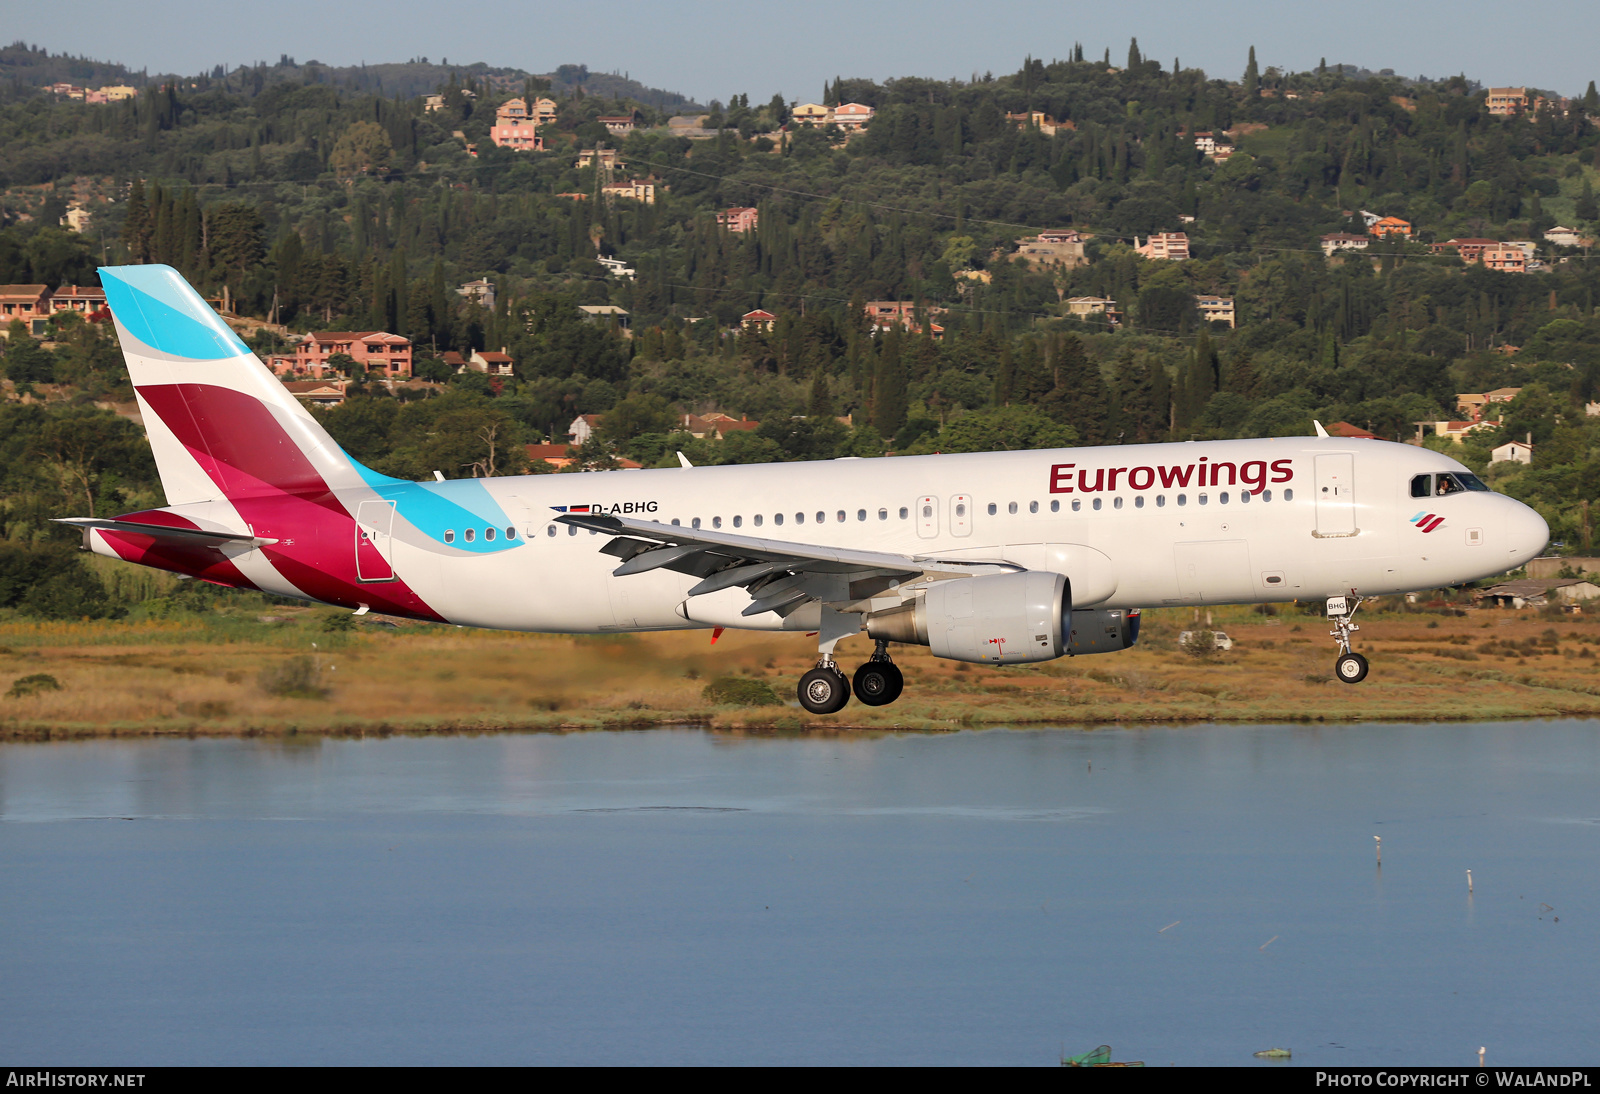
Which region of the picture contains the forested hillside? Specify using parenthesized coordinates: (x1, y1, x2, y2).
(2, 43, 1599, 570)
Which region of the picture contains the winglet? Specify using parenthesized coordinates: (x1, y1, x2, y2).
(677, 451, 693, 469)
(1313, 420, 1330, 438)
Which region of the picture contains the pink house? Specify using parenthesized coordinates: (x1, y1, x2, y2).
(290, 332, 412, 378)
(833, 103, 875, 130)
(489, 98, 545, 152)
(717, 207, 759, 233)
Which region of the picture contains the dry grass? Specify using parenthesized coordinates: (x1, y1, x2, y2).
(4, 603, 1600, 739)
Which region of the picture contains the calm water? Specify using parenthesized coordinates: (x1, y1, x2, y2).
(2, 722, 1598, 1066)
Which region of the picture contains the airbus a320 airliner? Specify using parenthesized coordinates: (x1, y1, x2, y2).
(62, 265, 1550, 713)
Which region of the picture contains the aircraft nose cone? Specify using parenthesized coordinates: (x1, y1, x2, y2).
(1503, 500, 1549, 566)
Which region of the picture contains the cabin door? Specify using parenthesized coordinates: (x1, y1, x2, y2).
(1314, 453, 1357, 537)
(915, 495, 939, 539)
(355, 500, 397, 582)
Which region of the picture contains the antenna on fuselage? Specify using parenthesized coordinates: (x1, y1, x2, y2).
(677, 452, 694, 469)
(1313, 420, 1330, 438)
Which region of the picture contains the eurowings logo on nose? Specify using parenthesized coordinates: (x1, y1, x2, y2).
(1411, 511, 1445, 533)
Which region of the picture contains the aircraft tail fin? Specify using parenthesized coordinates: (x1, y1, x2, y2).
(98, 264, 381, 507)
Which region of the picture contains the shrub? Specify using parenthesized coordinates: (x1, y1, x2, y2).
(7, 673, 62, 698)
(702, 676, 780, 707)
(257, 656, 330, 699)
(1181, 630, 1217, 659)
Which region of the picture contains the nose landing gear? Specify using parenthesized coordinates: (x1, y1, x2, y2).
(852, 640, 904, 706)
(1328, 594, 1368, 684)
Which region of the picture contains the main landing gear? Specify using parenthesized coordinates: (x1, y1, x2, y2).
(852, 640, 904, 707)
(1328, 594, 1369, 684)
(796, 640, 905, 714)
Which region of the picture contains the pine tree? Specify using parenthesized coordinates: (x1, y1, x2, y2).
(1243, 46, 1260, 98)
(1040, 335, 1110, 443)
(1224, 351, 1257, 398)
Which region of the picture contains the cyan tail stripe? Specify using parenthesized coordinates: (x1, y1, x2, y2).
(348, 460, 521, 554)
(99, 265, 252, 361)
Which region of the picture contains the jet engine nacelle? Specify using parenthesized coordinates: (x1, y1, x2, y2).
(866, 571, 1070, 664)
(1066, 608, 1141, 656)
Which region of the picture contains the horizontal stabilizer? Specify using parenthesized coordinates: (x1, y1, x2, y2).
(54, 517, 278, 549)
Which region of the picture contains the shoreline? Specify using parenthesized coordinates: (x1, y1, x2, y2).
(5, 606, 1600, 741)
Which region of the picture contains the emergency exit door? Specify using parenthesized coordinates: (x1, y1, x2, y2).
(1314, 453, 1357, 537)
(355, 500, 397, 582)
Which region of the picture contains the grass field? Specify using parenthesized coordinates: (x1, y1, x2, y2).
(4, 591, 1600, 739)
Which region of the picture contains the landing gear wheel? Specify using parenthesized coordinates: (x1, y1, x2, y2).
(852, 661, 904, 706)
(1335, 652, 1369, 684)
(798, 667, 851, 714)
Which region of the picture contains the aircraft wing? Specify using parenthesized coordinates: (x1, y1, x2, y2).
(556, 512, 1016, 618)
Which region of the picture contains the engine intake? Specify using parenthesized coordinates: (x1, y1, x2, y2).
(866, 572, 1071, 664)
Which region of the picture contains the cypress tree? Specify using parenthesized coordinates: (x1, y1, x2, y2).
(872, 329, 908, 436)
(808, 365, 832, 417)
(1243, 46, 1259, 98)
(1585, 81, 1600, 114)
(1127, 38, 1142, 71)
(1577, 177, 1598, 222)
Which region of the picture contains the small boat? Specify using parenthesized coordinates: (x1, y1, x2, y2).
(1062, 1045, 1145, 1067)
(1254, 1048, 1292, 1058)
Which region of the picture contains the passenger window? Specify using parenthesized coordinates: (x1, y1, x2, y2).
(837, 510, 846, 522)
(485, 527, 496, 541)
(1240, 491, 1251, 504)
(1284, 489, 1295, 501)
(671, 518, 681, 526)
(546, 526, 556, 538)
(1029, 501, 1038, 514)
(1050, 500, 1060, 513)
(444, 529, 455, 543)
(1072, 499, 1082, 512)
(1263, 490, 1272, 502)
(879, 509, 888, 521)
(1157, 496, 1166, 507)
(733, 516, 742, 528)
(1135, 496, 1144, 509)
(1092, 498, 1102, 511)
(506, 527, 517, 539)
(857, 509, 867, 521)
(568, 525, 577, 536)
(1410, 474, 1432, 498)
(774, 514, 784, 526)
(465, 528, 475, 542)
(899, 507, 908, 519)
(1113, 497, 1123, 510)
(1008, 501, 1018, 514)
(754, 515, 763, 527)
(1220, 493, 1229, 504)
(713, 516, 722, 529)
(795, 512, 805, 525)
(1198, 494, 1208, 506)
(1177, 495, 1187, 507)
(692, 517, 701, 529)
(817, 511, 826, 523)
(987, 502, 997, 516)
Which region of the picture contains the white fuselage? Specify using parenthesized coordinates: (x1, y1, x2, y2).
(289, 437, 1547, 633)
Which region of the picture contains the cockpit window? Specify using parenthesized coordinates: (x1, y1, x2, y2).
(1436, 473, 1465, 496)
(1410, 474, 1432, 498)
(1455, 472, 1490, 492)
